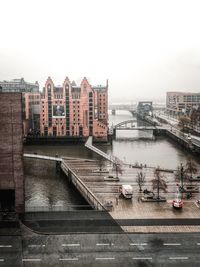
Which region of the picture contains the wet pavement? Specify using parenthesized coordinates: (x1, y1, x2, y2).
(1, 228, 200, 267)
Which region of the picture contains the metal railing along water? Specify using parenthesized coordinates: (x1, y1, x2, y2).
(61, 162, 106, 211)
(24, 153, 62, 162)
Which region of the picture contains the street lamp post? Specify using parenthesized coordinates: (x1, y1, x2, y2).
(180, 163, 184, 198)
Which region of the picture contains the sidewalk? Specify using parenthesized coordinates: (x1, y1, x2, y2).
(110, 199, 200, 220)
(0, 221, 21, 236)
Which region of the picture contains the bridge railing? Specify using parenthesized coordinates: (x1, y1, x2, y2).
(61, 161, 106, 211)
(85, 136, 115, 163)
(24, 153, 62, 162)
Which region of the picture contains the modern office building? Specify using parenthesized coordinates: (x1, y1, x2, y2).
(166, 92, 200, 116)
(40, 77, 108, 141)
(0, 93, 24, 213)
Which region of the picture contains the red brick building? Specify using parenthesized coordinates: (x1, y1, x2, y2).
(40, 77, 108, 141)
(0, 93, 24, 213)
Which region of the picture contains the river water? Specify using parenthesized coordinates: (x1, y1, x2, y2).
(24, 110, 200, 210)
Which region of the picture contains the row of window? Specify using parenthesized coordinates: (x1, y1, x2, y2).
(99, 93, 106, 98)
(30, 101, 40, 105)
(55, 94, 63, 99)
(97, 123, 106, 129)
(28, 95, 40, 99)
(95, 132, 105, 134)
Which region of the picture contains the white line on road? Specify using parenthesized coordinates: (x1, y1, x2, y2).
(22, 259, 41, 262)
(164, 243, 181, 246)
(96, 243, 114, 246)
(197, 243, 200, 245)
(130, 243, 147, 246)
(169, 257, 188, 260)
(96, 257, 115, 260)
(0, 259, 4, 262)
(62, 243, 80, 247)
(133, 257, 152, 260)
(59, 258, 78, 261)
(0, 245, 12, 248)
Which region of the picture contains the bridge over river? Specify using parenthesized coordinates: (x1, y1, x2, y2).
(109, 117, 200, 154)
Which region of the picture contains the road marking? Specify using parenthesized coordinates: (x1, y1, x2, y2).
(28, 244, 46, 248)
(133, 257, 152, 260)
(197, 243, 200, 245)
(0, 245, 12, 248)
(59, 258, 78, 261)
(130, 243, 147, 246)
(96, 257, 115, 260)
(96, 243, 114, 246)
(169, 257, 188, 260)
(62, 243, 80, 247)
(0, 259, 4, 262)
(22, 259, 41, 262)
(163, 243, 181, 246)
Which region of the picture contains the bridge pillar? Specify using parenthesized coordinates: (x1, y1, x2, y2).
(113, 128, 116, 139)
(56, 161, 61, 173)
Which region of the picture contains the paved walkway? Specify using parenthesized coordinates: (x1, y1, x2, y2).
(110, 199, 200, 220)
(123, 225, 200, 233)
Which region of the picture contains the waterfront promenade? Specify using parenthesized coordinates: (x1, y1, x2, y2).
(61, 157, 200, 232)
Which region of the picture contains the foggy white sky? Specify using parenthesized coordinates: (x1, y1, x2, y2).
(1, 0, 200, 103)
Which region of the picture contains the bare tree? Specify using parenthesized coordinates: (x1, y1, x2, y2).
(184, 159, 198, 180)
(136, 171, 146, 192)
(175, 163, 191, 193)
(98, 157, 105, 172)
(151, 169, 168, 200)
(190, 105, 200, 129)
(178, 116, 191, 131)
(112, 157, 123, 179)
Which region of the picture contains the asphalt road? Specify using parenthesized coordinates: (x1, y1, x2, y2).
(1, 232, 200, 267)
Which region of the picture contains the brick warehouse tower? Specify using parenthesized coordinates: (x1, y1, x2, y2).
(0, 93, 25, 214)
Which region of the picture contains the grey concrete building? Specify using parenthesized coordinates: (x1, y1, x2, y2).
(0, 77, 39, 93)
(166, 91, 200, 117)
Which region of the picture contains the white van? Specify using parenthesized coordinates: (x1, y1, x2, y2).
(121, 185, 133, 199)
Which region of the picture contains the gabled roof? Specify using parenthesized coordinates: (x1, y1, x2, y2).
(71, 80, 77, 87)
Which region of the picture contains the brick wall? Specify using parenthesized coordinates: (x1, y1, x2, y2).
(0, 93, 24, 213)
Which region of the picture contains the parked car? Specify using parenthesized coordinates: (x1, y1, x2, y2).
(172, 198, 183, 209)
(104, 175, 119, 181)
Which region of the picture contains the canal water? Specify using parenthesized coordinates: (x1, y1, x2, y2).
(24, 110, 200, 210)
